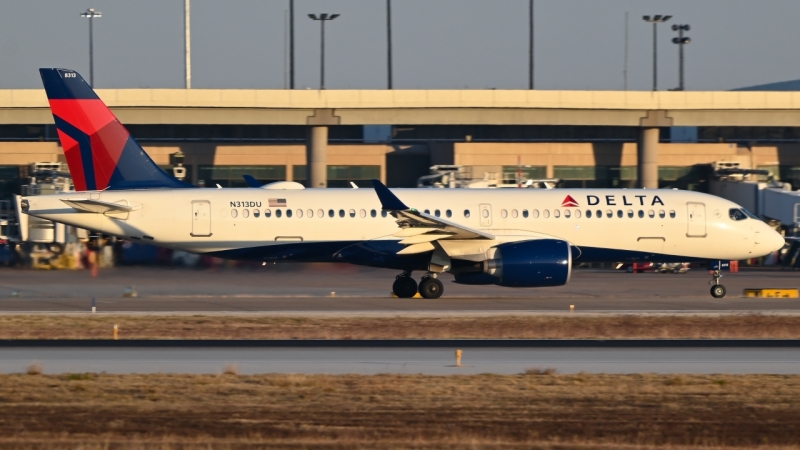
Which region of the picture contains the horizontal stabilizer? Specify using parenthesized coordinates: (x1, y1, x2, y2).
(62, 199, 132, 214)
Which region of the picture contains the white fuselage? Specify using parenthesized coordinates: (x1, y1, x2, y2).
(23, 187, 783, 263)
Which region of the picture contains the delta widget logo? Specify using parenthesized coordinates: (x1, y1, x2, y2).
(561, 195, 579, 207)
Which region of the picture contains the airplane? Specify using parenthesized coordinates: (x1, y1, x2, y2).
(20, 68, 785, 299)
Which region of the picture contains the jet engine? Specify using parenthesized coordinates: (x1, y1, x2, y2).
(454, 239, 571, 287)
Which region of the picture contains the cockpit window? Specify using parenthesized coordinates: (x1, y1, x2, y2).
(729, 208, 747, 221)
(742, 208, 759, 219)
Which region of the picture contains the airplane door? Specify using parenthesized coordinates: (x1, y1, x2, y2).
(191, 200, 212, 237)
(686, 202, 706, 237)
(479, 204, 492, 227)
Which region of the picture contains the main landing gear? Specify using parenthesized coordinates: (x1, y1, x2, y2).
(392, 271, 444, 299)
(709, 269, 726, 298)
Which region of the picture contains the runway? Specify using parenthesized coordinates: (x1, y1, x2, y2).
(3, 340, 799, 375)
(0, 266, 799, 313)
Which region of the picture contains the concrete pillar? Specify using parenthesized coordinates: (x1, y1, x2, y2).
(307, 126, 328, 188)
(638, 127, 659, 189)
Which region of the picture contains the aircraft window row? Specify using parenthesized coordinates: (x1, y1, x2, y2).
(231, 208, 390, 219)
(422, 209, 454, 218)
(499, 208, 678, 219)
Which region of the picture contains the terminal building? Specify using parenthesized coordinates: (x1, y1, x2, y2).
(2, 88, 800, 200)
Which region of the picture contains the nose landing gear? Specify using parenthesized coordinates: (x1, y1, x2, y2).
(709, 269, 726, 298)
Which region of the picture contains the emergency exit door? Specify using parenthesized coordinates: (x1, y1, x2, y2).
(191, 200, 212, 237)
(686, 202, 706, 237)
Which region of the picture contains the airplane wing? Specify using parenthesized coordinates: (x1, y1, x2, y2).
(61, 199, 132, 214)
(371, 180, 494, 255)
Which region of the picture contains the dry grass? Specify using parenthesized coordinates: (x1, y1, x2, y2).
(0, 314, 799, 340)
(0, 373, 798, 449)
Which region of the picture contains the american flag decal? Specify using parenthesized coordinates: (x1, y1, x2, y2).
(269, 198, 287, 207)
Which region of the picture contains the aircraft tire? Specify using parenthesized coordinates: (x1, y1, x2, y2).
(710, 285, 726, 298)
(393, 276, 418, 298)
(419, 277, 444, 299)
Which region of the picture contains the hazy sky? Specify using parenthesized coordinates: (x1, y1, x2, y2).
(1, 0, 799, 91)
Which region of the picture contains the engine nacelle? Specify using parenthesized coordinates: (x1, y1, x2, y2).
(478, 239, 572, 287)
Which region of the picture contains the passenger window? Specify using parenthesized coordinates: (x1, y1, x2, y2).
(286, 209, 293, 218)
(242, 209, 250, 218)
(638, 210, 644, 218)
(501, 209, 508, 218)
(296, 209, 303, 218)
(482, 209, 490, 218)
(381, 210, 388, 218)
(435, 209, 441, 217)
(464, 210, 471, 218)
(371, 209, 377, 218)
(424, 209, 430, 215)
(360, 209, 366, 218)
(729, 208, 747, 221)
(231, 209, 238, 218)
(253, 209, 260, 218)
(328, 209, 334, 218)
(574, 209, 582, 218)
(338, 209, 345, 218)
(648, 210, 655, 218)
(564, 209, 571, 218)
(317, 209, 324, 218)
(276, 209, 282, 218)
(349, 209, 356, 218)
(522, 209, 529, 218)
(532, 209, 540, 218)
(586, 210, 592, 218)
(265, 209, 272, 218)
(307, 209, 313, 218)
(446, 210, 452, 218)
(543, 209, 550, 218)
(627, 209, 634, 218)
(617, 210, 623, 218)
(669, 210, 676, 218)
(553, 209, 561, 218)
(606, 210, 612, 218)
(659, 210, 665, 218)
(596, 209, 602, 218)
(511, 209, 518, 218)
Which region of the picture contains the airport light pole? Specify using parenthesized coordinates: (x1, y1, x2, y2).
(642, 15, 671, 91)
(387, 0, 392, 89)
(672, 24, 691, 91)
(289, 0, 295, 89)
(528, 0, 534, 89)
(308, 13, 339, 90)
(80, 8, 102, 88)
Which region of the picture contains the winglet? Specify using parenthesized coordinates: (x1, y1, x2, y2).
(371, 179, 409, 210)
(243, 175, 261, 188)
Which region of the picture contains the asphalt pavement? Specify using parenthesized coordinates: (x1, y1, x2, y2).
(0, 265, 798, 313)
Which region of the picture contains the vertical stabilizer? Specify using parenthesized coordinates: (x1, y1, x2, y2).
(39, 68, 193, 191)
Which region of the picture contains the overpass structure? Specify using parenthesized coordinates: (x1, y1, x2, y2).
(2, 89, 800, 188)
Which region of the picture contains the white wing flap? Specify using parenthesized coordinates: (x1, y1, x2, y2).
(396, 242, 436, 255)
(399, 233, 453, 245)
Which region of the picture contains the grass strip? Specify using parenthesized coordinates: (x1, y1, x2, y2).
(0, 373, 799, 449)
(0, 314, 799, 340)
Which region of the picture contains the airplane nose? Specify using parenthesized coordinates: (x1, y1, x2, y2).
(767, 229, 786, 253)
